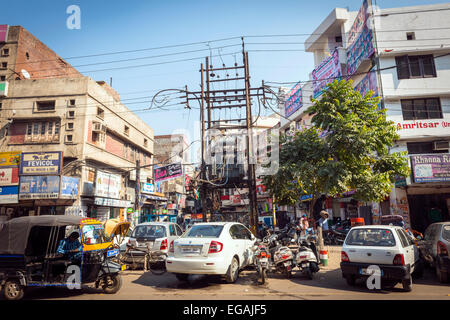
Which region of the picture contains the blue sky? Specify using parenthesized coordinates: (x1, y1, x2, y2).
(1, 0, 448, 161)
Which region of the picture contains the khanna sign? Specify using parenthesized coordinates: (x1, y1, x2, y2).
(411, 154, 450, 183)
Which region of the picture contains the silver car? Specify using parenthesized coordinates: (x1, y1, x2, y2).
(422, 222, 450, 283)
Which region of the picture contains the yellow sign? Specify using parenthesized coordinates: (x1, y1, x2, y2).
(0, 152, 21, 167)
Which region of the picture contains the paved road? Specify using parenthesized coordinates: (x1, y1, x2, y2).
(18, 247, 450, 300)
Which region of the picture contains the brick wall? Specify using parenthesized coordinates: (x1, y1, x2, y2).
(8, 122, 26, 144)
(105, 131, 124, 158)
(13, 26, 82, 79)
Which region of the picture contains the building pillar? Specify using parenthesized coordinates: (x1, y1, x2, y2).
(389, 187, 411, 228)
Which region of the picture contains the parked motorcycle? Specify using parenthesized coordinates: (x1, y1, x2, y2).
(295, 234, 320, 279)
(252, 240, 271, 284)
(330, 219, 351, 244)
(267, 233, 295, 278)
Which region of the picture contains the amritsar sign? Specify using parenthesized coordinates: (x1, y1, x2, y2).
(20, 152, 62, 175)
(410, 154, 450, 183)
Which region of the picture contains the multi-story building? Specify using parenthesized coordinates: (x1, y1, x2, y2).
(0, 25, 155, 225)
(153, 134, 192, 218)
(280, 2, 450, 232)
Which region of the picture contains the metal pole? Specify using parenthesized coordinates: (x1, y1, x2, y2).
(200, 63, 208, 222)
(135, 160, 141, 224)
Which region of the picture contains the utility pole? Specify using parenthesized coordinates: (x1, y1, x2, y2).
(135, 159, 141, 224)
(200, 62, 208, 222)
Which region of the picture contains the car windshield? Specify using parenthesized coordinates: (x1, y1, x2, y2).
(184, 225, 224, 238)
(132, 225, 166, 238)
(82, 224, 109, 244)
(443, 225, 450, 241)
(345, 228, 396, 247)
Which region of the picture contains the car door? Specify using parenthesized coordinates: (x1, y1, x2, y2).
(229, 224, 245, 267)
(397, 229, 415, 268)
(236, 224, 255, 267)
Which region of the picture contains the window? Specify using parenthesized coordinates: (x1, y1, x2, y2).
(144, 138, 148, 148)
(401, 98, 442, 120)
(335, 36, 342, 43)
(0, 102, 2, 110)
(406, 32, 415, 40)
(24, 120, 60, 143)
(0, 62, 7, 69)
(36, 100, 56, 112)
(169, 224, 177, 236)
(407, 141, 448, 154)
(175, 225, 183, 236)
(97, 107, 104, 119)
(124, 125, 129, 136)
(1, 48, 9, 56)
(132, 225, 166, 239)
(345, 228, 396, 247)
(0, 75, 5, 81)
(396, 230, 410, 248)
(66, 122, 74, 131)
(67, 110, 75, 118)
(395, 55, 436, 79)
(185, 225, 224, 238)
(68, 99, 76, 107)
(65, 134, 73, 143)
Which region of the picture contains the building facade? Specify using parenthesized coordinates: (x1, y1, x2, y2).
(280, 2, 450, 231)
(0, 25, 155, 226)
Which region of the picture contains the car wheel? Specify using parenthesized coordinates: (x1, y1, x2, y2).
(402, 277, 413, 292)
(436, 266, 449, 283)
(225, 257, 239, 283)
(345, 275, 356, 286)
(3, 279, 24, 300)
(175, 273, 189, 282)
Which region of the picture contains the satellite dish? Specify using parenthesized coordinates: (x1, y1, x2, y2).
(21, 69, 30, 79)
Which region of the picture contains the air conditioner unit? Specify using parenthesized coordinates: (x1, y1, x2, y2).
(433, 141, 449, 151)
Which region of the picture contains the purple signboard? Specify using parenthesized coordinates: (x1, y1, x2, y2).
(154, 163, 183, 183)
(284, 81, 302, 117)
(346, 0, 369, 48)
(410, 154, 450, 183)
(346, 22, 375, 76)
(355, 68, 378, 98)
(312, 49, 342, 98)
(0, 25, 8, 43)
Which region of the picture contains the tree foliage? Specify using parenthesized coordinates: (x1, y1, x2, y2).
(263, 80, 410, 212)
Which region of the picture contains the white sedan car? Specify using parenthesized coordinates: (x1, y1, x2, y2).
(166, 222, 257, 283)
(341, 225, 422, 291)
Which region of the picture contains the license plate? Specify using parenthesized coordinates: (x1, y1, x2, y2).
(360, 268, 384, 276)
(107, 249, 119, 257)
(121, 265, 128, 271)
(259, 258, 268, 263)
(182, 246, 201, 253)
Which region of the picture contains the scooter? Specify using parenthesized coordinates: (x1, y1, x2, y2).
(267, 234, 295, 278)
(252, 240, 271, 284)
(294, 234, 320, 279)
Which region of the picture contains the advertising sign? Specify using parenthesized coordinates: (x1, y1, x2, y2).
(410, 154, 450, 183)
(141, 183, 155, 194)
(94, 197, 130, 208)
(355, 69, 378, 98)
(346, 0, 369, 48)
(95, 171, 121, 199)
(60, 176, 79, 199)
(284, 81, 303, 117)
(0, 25, 8, 43)
(0, 151, 20, 167)
(154, 163, 183, 183)
(20, 152, 62, 175)
(312, 49, 342, 98)
(19, 176, 60, 200)
(0, 185, 19, 204)
(0, 167, 19, 186)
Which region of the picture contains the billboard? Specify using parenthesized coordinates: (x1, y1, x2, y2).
(0, 25, 8, 43)
(355, 68, 378, 98)
(141, 183, 155, 194)
(410, 154, 450, 183)
(0, 167, 19, 186)
(0, 151, 20, 167)
(60, 176, 79, 199)
(19, 176, 60, 200)
(95, 171, 121, 199)
(154, 163, 183, 183)
(20, 152, 62, 175)
(284, 81, 303, 117)
(346, 0, 374, 76)
(0, 185, 19, 204)
(312, 49, 342, 98)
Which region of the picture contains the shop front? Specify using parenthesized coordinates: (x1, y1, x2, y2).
(393, 154, 450, 233)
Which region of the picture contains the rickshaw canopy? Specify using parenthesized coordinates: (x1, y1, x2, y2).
(103, 219, 131, 238)
(0, 215, 100, 255)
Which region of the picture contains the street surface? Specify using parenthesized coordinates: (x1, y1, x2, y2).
(16, 247, 450, 300)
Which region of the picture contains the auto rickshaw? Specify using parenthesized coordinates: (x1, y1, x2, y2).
(0, 215, 126, 300)
(103, 219, 131, 250)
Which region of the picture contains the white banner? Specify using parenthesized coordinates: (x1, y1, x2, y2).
(95, 171, 121, 199)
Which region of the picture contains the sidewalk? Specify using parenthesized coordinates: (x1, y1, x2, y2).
(320, 245, 342, 270)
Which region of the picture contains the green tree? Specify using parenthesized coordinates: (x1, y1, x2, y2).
(263, 79, 410, 219)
